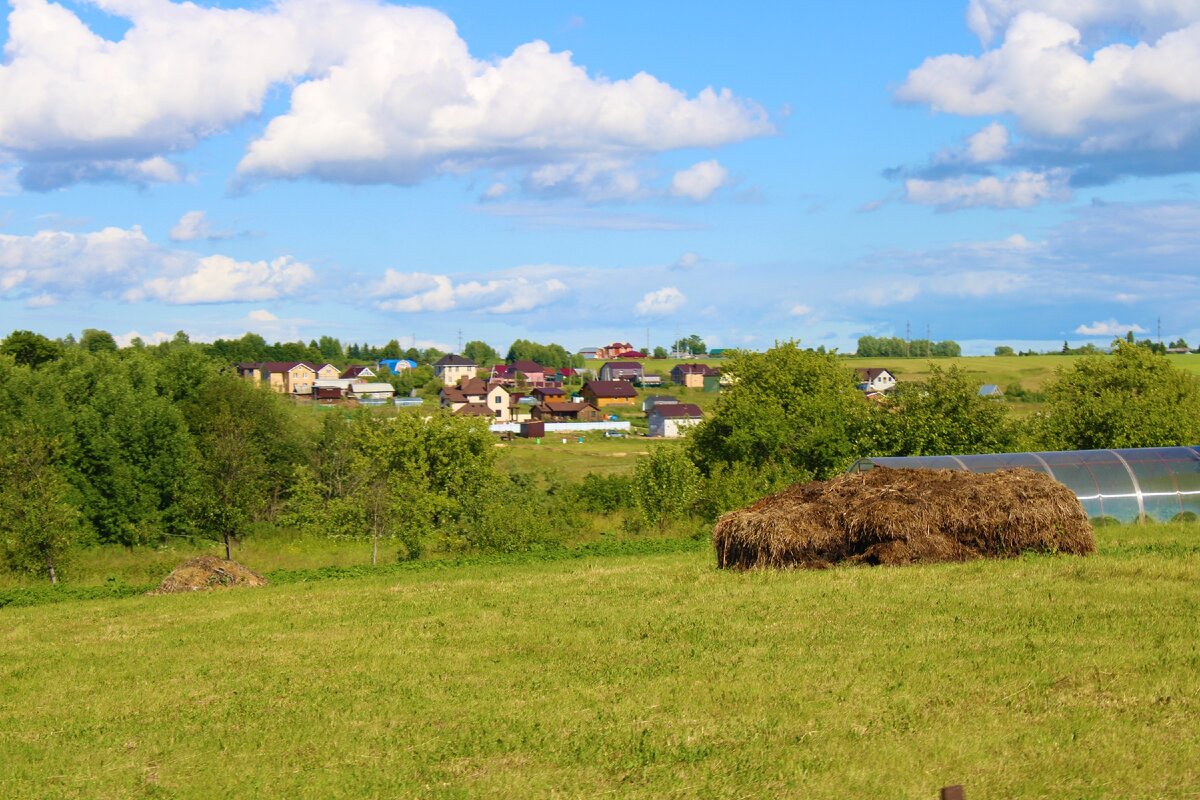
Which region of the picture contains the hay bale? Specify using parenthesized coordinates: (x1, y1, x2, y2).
(149, 555, 268, 595)
(713, 467, 1094, 570)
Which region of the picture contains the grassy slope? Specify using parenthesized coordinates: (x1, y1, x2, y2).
(3, 526, 1198, 799)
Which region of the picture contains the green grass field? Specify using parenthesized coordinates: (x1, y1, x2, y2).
(3, 524, 1198, 798)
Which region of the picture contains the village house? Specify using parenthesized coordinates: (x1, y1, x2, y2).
(596, 342, 635, 360)
(598, 361, 644, 382)
(340, 365, 376, 380)
(458, 377, 488, 403)
(581, 380, 637, 408)
(439, 386, 469, 412)
(671, 363, 717, 388)
(978, 384, 1004, 398)
(856, 368, 897, 394)
(454, 402, 494, 417)
(347, 382, 395, 402)
(377, 358, 416, 374)
(314, 363, 342, 381)
(531, 386, 566, 403)
(532, 402, 605, 422)
(434, 354, 478, 385)
(487, 383, 513, 421)
(647, 403, 703, 438)
(577, 347, 600, 360)
(642, 395, 679, 413)
(237, 362, 319, 395)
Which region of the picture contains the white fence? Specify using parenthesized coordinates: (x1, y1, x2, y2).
(488, 420, 632, 434)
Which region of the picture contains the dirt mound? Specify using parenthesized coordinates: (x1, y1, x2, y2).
(149, 556, 269, 595)
(713, 467, 1094, 570)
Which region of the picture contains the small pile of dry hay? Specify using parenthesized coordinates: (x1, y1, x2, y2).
(149, 555, 268, 595)
(713, 467, 1094, 570)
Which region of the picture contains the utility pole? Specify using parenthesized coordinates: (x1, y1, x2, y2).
(926, 323, 932, 357)
(457, 328, 463, 354)
(1158, 317, 1163, 345)
(905, 321, 911, 357)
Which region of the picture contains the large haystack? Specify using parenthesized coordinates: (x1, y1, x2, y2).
(713, 467, 1094, 570)
(149, 555, 268, 595)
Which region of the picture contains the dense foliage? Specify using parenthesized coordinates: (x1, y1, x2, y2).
(1037, 340, 1200, 450)
(856, 335, 961, 357)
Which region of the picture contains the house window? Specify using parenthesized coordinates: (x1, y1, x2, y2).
(494, 396, 502, 405)
(495, 410, 503, 418)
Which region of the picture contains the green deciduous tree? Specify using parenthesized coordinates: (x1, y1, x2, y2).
(672, 334, 707, 355)
(689, 341, 870, 479)
(463, 340, 500, 365)
(633, 446, 702, 527)
(0, 427, 83, 583)
(1, 330, 63, 368)
(874, 365, 1017, 456)
(1037, 340, 1200, 450)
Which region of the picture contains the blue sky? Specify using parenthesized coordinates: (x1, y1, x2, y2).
(3, 0, 1200, 354)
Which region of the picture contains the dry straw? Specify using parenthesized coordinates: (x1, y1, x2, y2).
(713, 467, 1094, 570)
(149, 555, 269, 594)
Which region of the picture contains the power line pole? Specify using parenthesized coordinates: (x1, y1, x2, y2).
(457, 328, 463, 354)
(926, 323, 932, 357)
(905, 321, 911, 357)
(1158, 316, 1162, 345)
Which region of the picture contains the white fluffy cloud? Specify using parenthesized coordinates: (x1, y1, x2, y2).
(0, 225, 313, 304)
(966, 122, 1010, 163)
(248, 309, 279, 322)
(372, 270, 568, 314)
(635, 286, 686, 316)
(895, 4, 1200, 205)
(130, 255, 315, 304)
(965, 0, 1200, 44)
(1075, 319, 1149, 336)
(904, 169, 1069, 209)
(0, 0, 770, 191)
(901, 8, 1200, 144)
(790, 303, 813, 316)
(669, 160, 729, 201)
(170, 211, 210, 242)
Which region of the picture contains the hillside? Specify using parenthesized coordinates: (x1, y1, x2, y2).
(3, 526, 1198, 798)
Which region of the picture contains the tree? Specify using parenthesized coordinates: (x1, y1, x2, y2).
(633, 446, 701, 527)
(688, 341, 870, 479)
(994, 345, 1015, 356)
(672, 334, 707, 355)
(317, 336, 344, 360)
(1169, 338, 1190, 351)
(0, 428, 83, 584)
(185, 375, 300, 558)
(463, 340, 500, 365)
(874, 365, 1017, 456)
(80, 329, 117, 354)
(652, 346, 669, 359)
(1038, 340, 1200, 450)
(1, 330, 63, 368)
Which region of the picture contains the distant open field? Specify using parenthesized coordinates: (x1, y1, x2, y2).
(3, 525, 1198, 798)
(840, 353, 1200, 390)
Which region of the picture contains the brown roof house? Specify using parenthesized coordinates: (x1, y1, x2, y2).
(598, 361, 644, 382)
(532, 402, 605, 422)
(340, 365, 377, 380)
(647, 403, 703, 438)
(581, 380, 637, 408)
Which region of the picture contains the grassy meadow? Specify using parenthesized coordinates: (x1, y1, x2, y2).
(3, 524, 1198, 799)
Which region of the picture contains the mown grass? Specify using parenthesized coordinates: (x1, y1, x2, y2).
(2, 525, 1198, 798)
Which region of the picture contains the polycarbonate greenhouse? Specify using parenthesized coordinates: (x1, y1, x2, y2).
(849, 447, 1200, 523)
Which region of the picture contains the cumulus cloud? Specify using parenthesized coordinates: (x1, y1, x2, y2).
(635, 286, 686, 315)
(0, 0, 770, 191)
(17, 157, 182, 191)
(130, 255, 315, 304)
(372, 270, 568, 314)
(170, 211, 211, 242)
(115, 330, 172, 347)
(248, 309, 279, 322)
(966, 122, 1010, 163)
(894, 4, 1200, 203)
(0, 224, 312, 304)
(1075, 319, 1148, 336)
(790, 303, 813, 316)
(904, 169, 1069, 209)
(965, 0, 1200, 45)
(669, 160, 729, 201)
